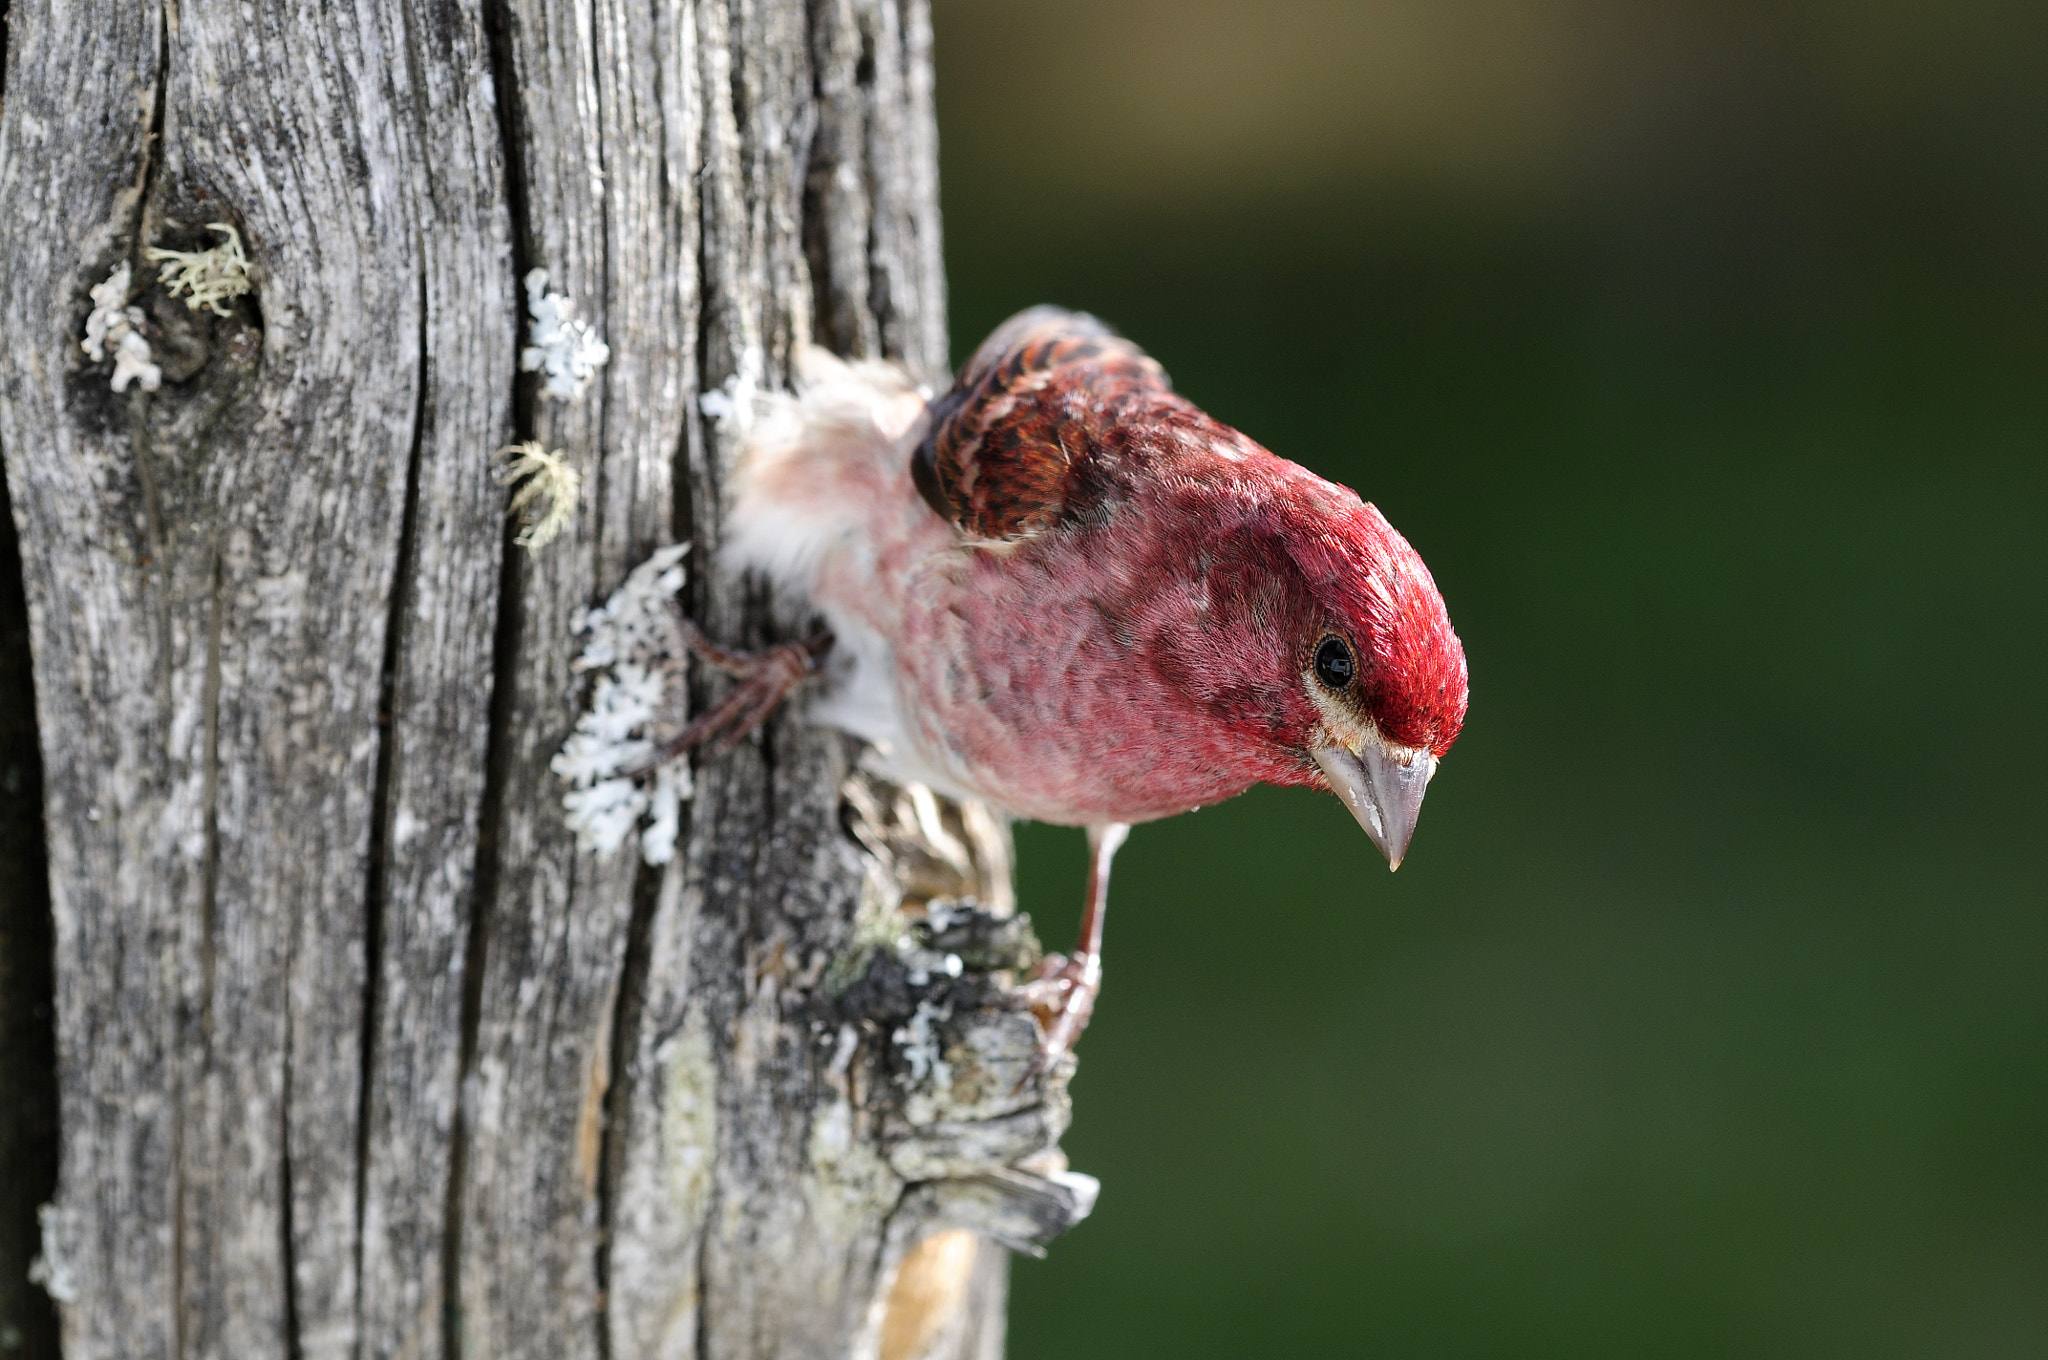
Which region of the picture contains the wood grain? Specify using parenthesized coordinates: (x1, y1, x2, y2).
(0, 1, 1084, 1355)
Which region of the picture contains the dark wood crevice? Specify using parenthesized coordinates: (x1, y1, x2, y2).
(592, 854, 664, 1360)
(444, 511, 520, 1360)
(140, 18, 182, 1360)
(184, 537, 223, 1360)
(446, 5, 537, 1356)
(352, 270, 430, 1359)
(0, 448, 59, 1360)
(582, 7, 626, 1352)
(278, 1009, 305, 1360)
(584, 0, 614, 594)
(801, 0, 875, 361)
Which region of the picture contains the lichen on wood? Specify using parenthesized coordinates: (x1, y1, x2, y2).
(0, 0, 1084, 1356)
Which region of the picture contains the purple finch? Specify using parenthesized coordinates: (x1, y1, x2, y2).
(679, 308, 1468, 1066)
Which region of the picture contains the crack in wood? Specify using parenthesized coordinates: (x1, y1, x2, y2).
(445, 502, 521, 1360)
(183, 527, 223, 1360)
(281, 1005, 305, 1360)
(354, 271, 430, 1360)
(586, 0, 615, 582)
(482, 0, 538, 287)
(0, 443, 59, 1360)
(445, 8, 539, 1358)
(594, 853, 665, 1360)
(139, 16, 187, 1355)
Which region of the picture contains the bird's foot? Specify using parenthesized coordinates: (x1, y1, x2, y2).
(1015, 949, 1099, 1088)
(628, 621, 832, 771)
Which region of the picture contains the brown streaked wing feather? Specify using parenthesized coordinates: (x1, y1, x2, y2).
(912, 308, 1171, 540)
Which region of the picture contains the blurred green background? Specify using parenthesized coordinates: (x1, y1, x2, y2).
(927, 1, 2047, 1355)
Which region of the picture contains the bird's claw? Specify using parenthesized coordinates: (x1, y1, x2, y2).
(1014, 950, 1099, 1090)
(623, 621, 832, 774)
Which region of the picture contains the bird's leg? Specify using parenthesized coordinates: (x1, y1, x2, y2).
(627, 618, 833, 772)
(1019, 821, 1130, 1081)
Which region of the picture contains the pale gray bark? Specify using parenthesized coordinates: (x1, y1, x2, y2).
(0, 2, 1088, 1358)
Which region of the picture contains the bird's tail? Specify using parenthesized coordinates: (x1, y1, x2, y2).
(720, 347, 930, 600)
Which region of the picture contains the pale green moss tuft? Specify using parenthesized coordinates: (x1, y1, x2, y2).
(494, 440, 582, 550)
(145, 223, 252, 317)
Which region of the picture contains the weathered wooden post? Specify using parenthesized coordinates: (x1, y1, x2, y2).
(0, 2, 1089, 1356)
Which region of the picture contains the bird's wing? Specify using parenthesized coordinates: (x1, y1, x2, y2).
(912, 307, 1172, 541)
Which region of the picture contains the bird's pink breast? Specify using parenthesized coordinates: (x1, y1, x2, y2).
(891, 549, 1272, 825)
(799, 472, 1283, 824)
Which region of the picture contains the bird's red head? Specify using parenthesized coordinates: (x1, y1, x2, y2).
(1164, 456, 1468, 868)
(1264, 478, 1467, 867)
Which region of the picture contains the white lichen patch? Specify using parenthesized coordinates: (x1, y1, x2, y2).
(893, 998, 954, 1088)
(519, 267, 610, 400)
(145, 222, 251, 317)
(81, 262, 161, 393)
(641, 763, 686, 867)
(697, 344, 765, 435)
(493, 441, 582, 550)
(27, 1202, 78, 1304)
(552, 544, 693, 861)
(895, 904, 967, 990)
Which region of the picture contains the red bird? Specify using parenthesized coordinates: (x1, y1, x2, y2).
(674, 308, 1468, 1067)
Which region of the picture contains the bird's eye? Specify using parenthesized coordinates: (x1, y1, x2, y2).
(1313, 635, 1355, 690)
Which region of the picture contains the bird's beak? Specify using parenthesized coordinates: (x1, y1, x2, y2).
(1312, 740, 1435, 871)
